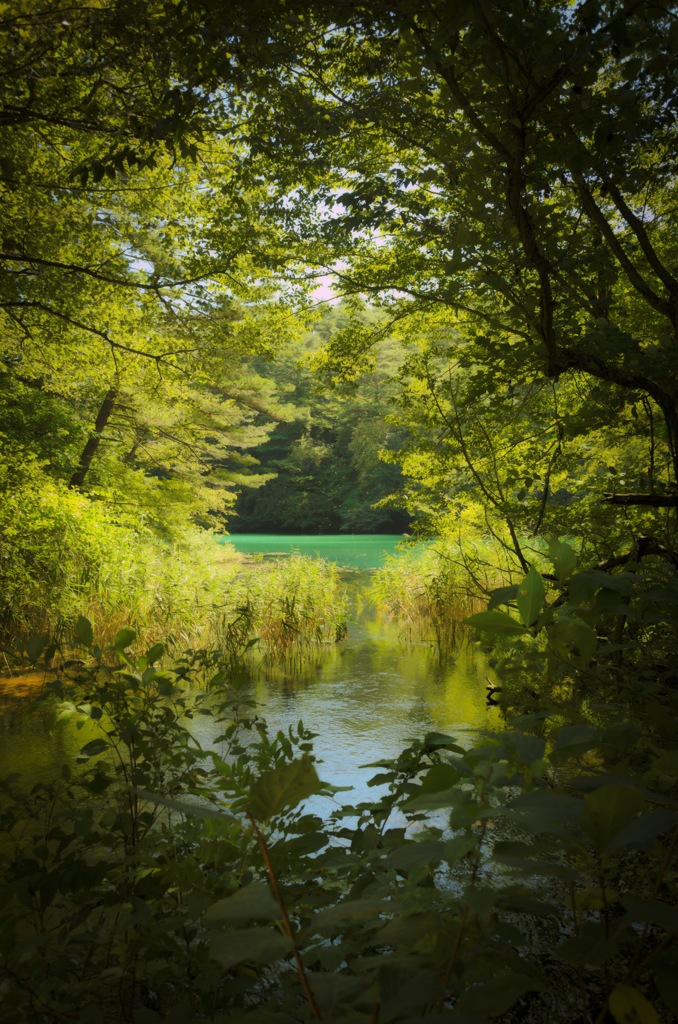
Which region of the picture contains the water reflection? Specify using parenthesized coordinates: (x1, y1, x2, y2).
(238, 615, 495, 805)
(0, 539, 498, 802)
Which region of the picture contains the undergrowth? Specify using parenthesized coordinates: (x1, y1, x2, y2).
(0, 614, 676, 1023)
(0, 457, 347, 665)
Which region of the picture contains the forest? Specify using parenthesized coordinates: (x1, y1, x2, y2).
(1, 2, 677, 1022)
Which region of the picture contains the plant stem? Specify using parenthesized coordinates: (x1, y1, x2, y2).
(246, 812, 321, 1020)
(625, 822, 678, 983)
(438, 904, 469, 1012)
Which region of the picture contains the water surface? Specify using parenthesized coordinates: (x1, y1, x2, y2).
(224, 532, 410, 569)
(0, 535, 497, 803)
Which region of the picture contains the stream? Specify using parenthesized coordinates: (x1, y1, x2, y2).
(0, 534, 498, 803)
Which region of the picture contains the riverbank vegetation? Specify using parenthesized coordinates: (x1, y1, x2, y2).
(1, 1, 678, 1021)
(1, 629, 677, 1023)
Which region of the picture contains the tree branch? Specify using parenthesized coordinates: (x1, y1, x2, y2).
(601, 492, 678, 507)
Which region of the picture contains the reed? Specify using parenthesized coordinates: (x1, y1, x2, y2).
(242, 555, 348, 664)
(368, 538, 504, 651)
(0, 468, 348, 668)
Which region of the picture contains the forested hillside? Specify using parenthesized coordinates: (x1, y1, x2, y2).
(231, 306, 410, 533)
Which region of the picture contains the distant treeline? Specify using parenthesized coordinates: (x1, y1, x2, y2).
(231, 307, 411, 534)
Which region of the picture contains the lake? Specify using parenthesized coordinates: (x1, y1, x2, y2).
(223, 531, 411, 569)
(0, 534, 496, 804)
(201, 534, 494, 803)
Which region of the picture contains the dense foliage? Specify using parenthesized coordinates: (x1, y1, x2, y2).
(232, 307, 410, 534)
(1, 618, 677, 1023)
(1, 3, 678, 1022)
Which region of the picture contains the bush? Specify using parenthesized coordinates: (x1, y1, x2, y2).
(1, 628, 677, 1023)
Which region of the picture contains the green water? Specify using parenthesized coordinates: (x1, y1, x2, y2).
(0, 535, 496, 803)
(223, 532, 410, 568)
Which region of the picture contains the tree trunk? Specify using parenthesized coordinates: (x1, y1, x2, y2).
(69, 386, 118, 489)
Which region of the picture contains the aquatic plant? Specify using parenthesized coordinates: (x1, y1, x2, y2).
(242, 554, 348, 664)
(368, 539, 498, 651)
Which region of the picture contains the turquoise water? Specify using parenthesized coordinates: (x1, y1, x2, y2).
(223, 532, 411, 569)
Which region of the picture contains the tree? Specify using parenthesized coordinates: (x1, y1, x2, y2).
(0, 3, 309, 534)
(211, 0, 677, 556)
(231, 306, 410, 533)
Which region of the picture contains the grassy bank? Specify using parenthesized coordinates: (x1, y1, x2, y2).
(0, 461, 346, 668)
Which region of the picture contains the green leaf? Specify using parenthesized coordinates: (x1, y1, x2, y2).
(487, 584, 519, 610)
(247, 756, 321, 822)
(464, 610, 526, 635)
(309, 897, 393, 935)
(506, 791, 582, 836)
(569, 570, 634, 603)
(444, 834, 477, 865)
(25, 633, 46, 663)
(650, 950, 678, 1013)
(550, 724, 599, 762)
(610, 809, 677, 851)
(135, 789, 233, 820)
(308, 973, 367, 1013)
(581, 785, 645, 850)
(621, 896, 678, 933)
(204, 882, 279, 923)
(380, 839, 445, 871)
(550, 617, 597, 662)
(547, 537, 578, 581)
(453, 970, 546, 1018)
(114, 626, 136, 651)
(516, 567, 546, 626)
(208, 926, 292, 970)
(145, 642, 165, 665)
(609, 985, 659, 1024)
(75, 616, 94, 647)
(78, 738, 108, 758)
(420, 763, 460, 793)
(555, 924, 619, 967)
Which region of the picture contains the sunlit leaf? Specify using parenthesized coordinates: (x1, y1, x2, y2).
(114, 627, 136, 651)
(516, 566, 546, 626)
(609, 985, 659, 1024)
(547, 537, 578, 581)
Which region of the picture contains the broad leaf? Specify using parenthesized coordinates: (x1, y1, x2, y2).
(205, 882, 279, 923)
(487, 584, 519, 610)
(247, 756, 321, 822)
(609, 985, 659, 1024)
(550, 617, 597, 662)
(516, 567, 546, 626)
(208, 926, 292, 970)
(114, 626, 136, 651)
(581, 785, 645, 850)
(78, 738, 108, 758)
(547, 537, 578, 581)
(464, 610, 526, 635)
(75, 615, 94, 647)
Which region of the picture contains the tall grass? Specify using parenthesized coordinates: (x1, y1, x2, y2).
(0, 457, 347, 667)
(242, 554, 347, 665)
(368, 537, 506, 651)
